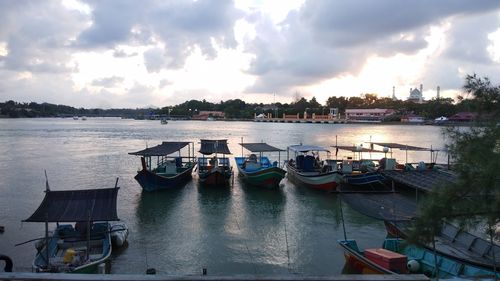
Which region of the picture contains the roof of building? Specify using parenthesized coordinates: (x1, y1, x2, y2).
(449, 112, 477, 120)
(345, 108, 394, 114)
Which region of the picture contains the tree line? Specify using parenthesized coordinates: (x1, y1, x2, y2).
(1, 75, 498, 119)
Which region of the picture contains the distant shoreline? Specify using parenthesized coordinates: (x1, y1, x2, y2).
(0, 116, 477, 127)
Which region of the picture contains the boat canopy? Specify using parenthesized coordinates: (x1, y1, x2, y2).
(370, 142, 434, 151)
(24, 187, 120, 222)
(288, 145, 330, 153)
(340, 193, 417, 221)
(333, 145, 384, 153)
(129, 141, 191, 156)
(199, 139, 231, 155)
(239, 143, 284, 152)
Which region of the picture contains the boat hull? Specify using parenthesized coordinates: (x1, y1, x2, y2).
(134, 164, 195, 192)
(198, 168, 232, 186)
(338, 240, 394, 275)
(34, 223, 112, 274)
(236, 165, 286, 189)
(340, 238, 500, 278)
(384, 220, 500, 271)
(286, 163, 340, 191)
(343, 172, 385, 185)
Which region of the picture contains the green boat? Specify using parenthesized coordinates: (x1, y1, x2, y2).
(24, 180, 120, 273)
(338, 238, 500, 279)
(235, 142, 286, 189)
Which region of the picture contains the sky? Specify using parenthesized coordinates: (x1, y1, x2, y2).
(0, 0, 499, 109)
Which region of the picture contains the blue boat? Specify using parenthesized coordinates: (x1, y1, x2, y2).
(235, 142, 286, 189)
(342, 170, 385, 185)
(385, 220, 500, 271)
(24, 185, 120, 273)
(129, 142, 196, 191)
(339, 238, 500, 279)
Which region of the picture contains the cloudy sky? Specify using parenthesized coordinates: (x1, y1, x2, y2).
(0, 0, 499, 108)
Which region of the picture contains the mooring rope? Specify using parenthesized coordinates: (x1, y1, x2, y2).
(233, 212, 257, 274)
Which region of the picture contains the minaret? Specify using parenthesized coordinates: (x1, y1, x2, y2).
(437, 86, 440, 100)
(392, 86, 396, 100)
(419, 84, 423, 103)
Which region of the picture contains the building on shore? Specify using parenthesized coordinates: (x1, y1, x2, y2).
(448, 112, 476, 122)
(192, 111, 225, 120)
(401, 113, 425, 123)
(345, 108, 395, 122)
(408, 84, 424, 103)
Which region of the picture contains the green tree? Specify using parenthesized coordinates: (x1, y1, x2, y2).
(409, 75, 500, 249)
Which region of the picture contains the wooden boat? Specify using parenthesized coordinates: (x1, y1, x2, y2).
(129, 141, 196, 191)
(339, 238, 500, 278)
(384, 220, 500, 271)
(342, 171, 385, 185)
(24, 182, 120, 273)
(234, 142, 286, 188)
(332, 145, 386, 186)
(197, 139, 233, 186)
(285, 145, 342, 191)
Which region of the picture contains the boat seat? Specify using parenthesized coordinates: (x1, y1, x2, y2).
(302, 155, 315, 172)
(58, 239, 102, 249)
(245, 162, 261, 171)
(454, 232, 477, 250)
(219, 158, 230, 167)
(441, 223, 459, 240)
(296, 155, 304, 169)
(470, 239, 491, 256)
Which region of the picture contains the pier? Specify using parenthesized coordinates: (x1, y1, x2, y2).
(0, 273, 429, 281)
(254, 113, 347, 124)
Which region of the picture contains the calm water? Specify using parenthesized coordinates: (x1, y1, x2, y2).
(0, 118, 448, 275)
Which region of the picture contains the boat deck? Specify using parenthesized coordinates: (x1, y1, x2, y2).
(381, 170, 457, 192)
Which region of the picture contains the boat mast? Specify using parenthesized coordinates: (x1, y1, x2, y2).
(44, 170, 50, 268)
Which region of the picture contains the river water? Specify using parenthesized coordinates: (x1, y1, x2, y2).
(0, 118, 448, 275)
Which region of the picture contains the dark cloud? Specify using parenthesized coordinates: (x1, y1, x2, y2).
(143, 48, 167, 73)
(76, 0, 242, 70)
(0, 0, 499, 107)
(245, 0, 500, 94)
(76, 0, 138, 47)
(0, 1, 85, 73)
(422, 11, 500, 91)
(91, 76, 125, 87)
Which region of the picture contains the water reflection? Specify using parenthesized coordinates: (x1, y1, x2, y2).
(0, 118, 449, 275)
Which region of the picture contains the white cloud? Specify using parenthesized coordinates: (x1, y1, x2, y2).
(0, 0, 499, 108)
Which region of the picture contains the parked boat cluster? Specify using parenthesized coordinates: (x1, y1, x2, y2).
(18, 138, 498, 279)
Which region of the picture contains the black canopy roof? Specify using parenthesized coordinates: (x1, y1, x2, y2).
(199, 139, 231, 155)
(239, 143, 284, 152)
(129, 142, 190, 156)
(370, 142, 433, 151)
(340, 193, 417, 221)
(333, 145, 384, 153)
(24, 187, 119, 222)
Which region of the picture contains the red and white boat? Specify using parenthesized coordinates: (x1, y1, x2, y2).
(285, 144, 342, 191)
